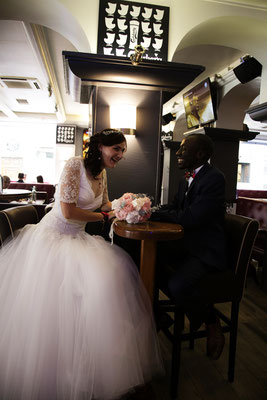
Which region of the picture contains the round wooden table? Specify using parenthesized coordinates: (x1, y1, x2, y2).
(0, 189, 32, 202)
(113, 220, 184, 301)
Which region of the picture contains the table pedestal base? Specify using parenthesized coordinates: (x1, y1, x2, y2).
(140, 239, 157, 301)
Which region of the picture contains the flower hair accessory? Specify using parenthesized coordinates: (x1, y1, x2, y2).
(112, 193, 152, 224)
(102, 129, 122, 136)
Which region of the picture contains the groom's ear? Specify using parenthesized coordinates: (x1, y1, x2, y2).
(98, 144, 103, 152)
(196, 149, 204, 161)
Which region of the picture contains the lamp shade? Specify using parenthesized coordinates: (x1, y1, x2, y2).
(110, 104, 136, 134)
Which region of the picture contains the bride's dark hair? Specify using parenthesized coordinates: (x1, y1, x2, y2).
(84, 128, 126, 178)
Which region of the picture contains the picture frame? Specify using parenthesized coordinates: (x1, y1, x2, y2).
(56, 125, 76, 144)
(97, 0, 169, 61)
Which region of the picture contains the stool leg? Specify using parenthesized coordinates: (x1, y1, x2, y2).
(171, 308, 183, 399)
(228, 302, 239, 382)
(189, 321, 195, 349)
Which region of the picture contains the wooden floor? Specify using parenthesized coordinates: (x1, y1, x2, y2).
(130, 275, 267, 400)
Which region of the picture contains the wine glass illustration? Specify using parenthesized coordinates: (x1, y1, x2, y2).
(152, 38, 163, 52)
(117, 19, 128, 32)
(103, 47, 114, 55)
(154, 9, 164, 21)
(153, 23, 163, 36)
(116, 34, 127, 46)
(116, 48, 126, 57)
(130, 6, 141, 19)
(105, 17, 115, 31)
(141, 21, 152, 34)
(105, 2, 117, 16)
(141, 37, 151, 50)
(142, 7, 152, 20)
(104, 32, 115, 45)
(118, 4, 129, 17)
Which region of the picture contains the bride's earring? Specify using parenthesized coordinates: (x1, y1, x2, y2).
(98, 152, 102, 160)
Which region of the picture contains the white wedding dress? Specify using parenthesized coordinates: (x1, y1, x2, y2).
(0, 157, 163, 400)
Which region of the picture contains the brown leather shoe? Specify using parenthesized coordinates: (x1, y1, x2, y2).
(206, 317, 225, 360)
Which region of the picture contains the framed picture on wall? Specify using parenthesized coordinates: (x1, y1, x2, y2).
(56, 125, 76, 144)
(97, 0, 169, 61)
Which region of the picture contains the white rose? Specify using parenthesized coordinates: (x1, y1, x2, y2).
(132, 197, 146, 211)
(111, 198, 121, 210)
(126, 210, 140, 224)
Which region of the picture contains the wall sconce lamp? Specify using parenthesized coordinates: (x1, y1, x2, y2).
(110, 104, 136, 135)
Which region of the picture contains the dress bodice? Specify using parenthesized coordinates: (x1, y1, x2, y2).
(43, 157, 107, 234)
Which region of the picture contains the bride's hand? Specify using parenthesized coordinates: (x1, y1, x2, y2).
(107, 210, 116, 221)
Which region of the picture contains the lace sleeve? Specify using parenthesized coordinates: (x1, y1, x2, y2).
(102, 169, 109, 205)
(59, 157, 81, 204)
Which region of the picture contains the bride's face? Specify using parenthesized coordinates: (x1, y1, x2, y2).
(99, 141, 127, 169)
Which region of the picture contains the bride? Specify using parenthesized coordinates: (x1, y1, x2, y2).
(0, 129, 163, 400)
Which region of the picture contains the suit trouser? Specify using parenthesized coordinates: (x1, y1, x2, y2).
(156, 240, 218, 324)
(113, 235, 219, 323)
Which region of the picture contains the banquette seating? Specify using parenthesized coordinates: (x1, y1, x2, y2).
(156, 213, 259, 399)
(0, 202, 46, 221)
(8, 182, 56, 203)
(236, 189, 267, 290)
(236, 189, 267, 199)
(236, 191, 267, 229)
(0, 205, 39, 246)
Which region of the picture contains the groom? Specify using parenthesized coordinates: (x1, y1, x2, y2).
(151, 133, 226, 360)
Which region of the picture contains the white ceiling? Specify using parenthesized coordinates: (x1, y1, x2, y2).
(0, 20, 89, 126)
(0, 18, 264, 134)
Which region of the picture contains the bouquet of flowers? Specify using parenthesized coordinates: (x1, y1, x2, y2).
(112, 192, 152, 224)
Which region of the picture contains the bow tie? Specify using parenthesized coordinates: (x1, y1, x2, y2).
(184, 170, 196, 180)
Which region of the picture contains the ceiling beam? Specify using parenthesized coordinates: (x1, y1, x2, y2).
(0, 92, 18, 119)
(30, 23, 66, 123)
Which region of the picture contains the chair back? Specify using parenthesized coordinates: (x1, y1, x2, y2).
(0, 205, 39, 246)
(36, 191, 48, 203)
(224, 213, 259, 299)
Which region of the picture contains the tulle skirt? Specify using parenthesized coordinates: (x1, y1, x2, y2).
(0, 214, 163, 400)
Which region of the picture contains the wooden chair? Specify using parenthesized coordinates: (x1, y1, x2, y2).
(156, 213, 259, 399)
(251, 228, 267, 290)
(0, 205, 39, 246)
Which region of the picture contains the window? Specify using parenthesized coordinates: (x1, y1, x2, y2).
(0, 122, 58, 183)
(238, 140, 267, 189)
(237, 163, 250, 183)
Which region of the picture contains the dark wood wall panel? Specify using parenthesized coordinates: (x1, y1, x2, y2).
(95, 86, 162, 202)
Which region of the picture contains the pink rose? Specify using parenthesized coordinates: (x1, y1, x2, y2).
(122, 193, 135, 201)
(139, 212, 151, 223)
(116, 209, 128, 220)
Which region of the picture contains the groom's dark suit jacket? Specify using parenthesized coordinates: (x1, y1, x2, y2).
(152, 163, 227, 270)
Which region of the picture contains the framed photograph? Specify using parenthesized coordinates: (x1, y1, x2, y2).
(97, 0, 169, 61)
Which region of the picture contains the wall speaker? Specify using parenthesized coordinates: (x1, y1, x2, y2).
(162, 112, 176, 125)
(233, 57, 262, 84)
